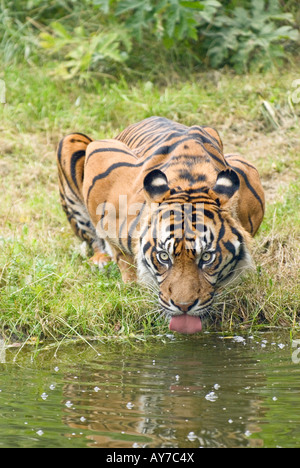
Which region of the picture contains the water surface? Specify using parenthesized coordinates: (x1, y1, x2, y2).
(0, 332, 299, 448)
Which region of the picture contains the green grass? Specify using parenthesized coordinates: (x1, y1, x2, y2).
(0, 62, 299, 342)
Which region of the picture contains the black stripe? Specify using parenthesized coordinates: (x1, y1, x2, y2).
(86, 146, 137, 164)
(57, 138, 63, 163)
(148, 140, 224, 173)
(69, 132, 92, 143)
(127, 203, 146, 253)
(70, 150, 85, 190)
(125, 119, 166, 147)
(142, 241, 152, 255)
(58, 166, 82, 203)
(190, 129, 221, 152)
(178, 170, 207, 184)
(86, 152, 156, 203)
(226, 156, 258, 171)
(227, 164, 264, 210)
(159, 294, 171, 308)
(222, 239, 236, 256)
(248, 215, 254, 234)
(135, 129, 187, 155)
(57, 133, 91, 164)
(201, 126, 222, 147)
(204, 209, 215, 221)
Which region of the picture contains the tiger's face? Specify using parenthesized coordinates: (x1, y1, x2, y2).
(137, 169, 252, 334)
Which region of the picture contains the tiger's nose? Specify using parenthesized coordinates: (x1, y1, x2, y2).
(171, 299, 198, 313)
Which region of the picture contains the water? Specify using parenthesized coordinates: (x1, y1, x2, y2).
(0, 332, 300, 448)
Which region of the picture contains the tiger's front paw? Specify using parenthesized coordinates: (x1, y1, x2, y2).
(89, 252, 112, 269)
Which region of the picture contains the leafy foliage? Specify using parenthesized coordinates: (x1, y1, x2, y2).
(0, 0, 299, 79)
(39, 22, 131, 81)
(201, 0, 299, 72)
(114, 0, 202, 45)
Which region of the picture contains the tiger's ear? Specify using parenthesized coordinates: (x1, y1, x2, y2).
(203, 126, 223, 153)
(143, 170, 170, 203)
(209, 169, 240, 206)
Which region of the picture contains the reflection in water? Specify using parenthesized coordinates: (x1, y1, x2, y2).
(62, 343, 257, 447)
(0, 332, 300, 448)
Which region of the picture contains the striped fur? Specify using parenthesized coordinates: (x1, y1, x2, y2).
(57, 117, 265, 319)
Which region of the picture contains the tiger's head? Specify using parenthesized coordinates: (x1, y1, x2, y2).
(137, 169, 252, 334)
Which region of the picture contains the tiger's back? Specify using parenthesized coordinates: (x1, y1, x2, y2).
(114, 117, 264, 236)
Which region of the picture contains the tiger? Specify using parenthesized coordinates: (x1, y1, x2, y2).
(57, 116, 265, 334)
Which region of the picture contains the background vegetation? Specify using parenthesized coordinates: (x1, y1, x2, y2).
(1, 0, 299, 79)
(0, 0, 299, 343)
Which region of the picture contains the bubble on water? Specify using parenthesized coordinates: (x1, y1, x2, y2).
(187, 431, 197, 441)
(165, 334, 176, 340)
(232, 336, 245, 343)
(205, 391, 218, 402)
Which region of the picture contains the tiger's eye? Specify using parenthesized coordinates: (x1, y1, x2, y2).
(201, 252, 213, 263)
(157, 251, 170, 263)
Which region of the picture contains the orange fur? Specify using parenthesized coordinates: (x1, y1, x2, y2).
(57, 117, 265, 324)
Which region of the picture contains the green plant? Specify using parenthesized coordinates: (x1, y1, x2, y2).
(0, 0, 299, 79)
(202, 0, 299, 72)
(39, 22, 132, 81)
(112, 0, 205, 45)
(0, 0, 79, 62)
(98, 0, 299, 73)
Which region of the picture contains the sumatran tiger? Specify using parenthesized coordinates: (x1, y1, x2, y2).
(57, 116, 265, 334)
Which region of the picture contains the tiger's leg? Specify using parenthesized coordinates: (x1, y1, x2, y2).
(109, 246, 137, 283)
(89, 242, 112, 269)
(57, 133, 112, 268)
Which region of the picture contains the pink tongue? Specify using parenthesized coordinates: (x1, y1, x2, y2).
(169, 315, 202, 334)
